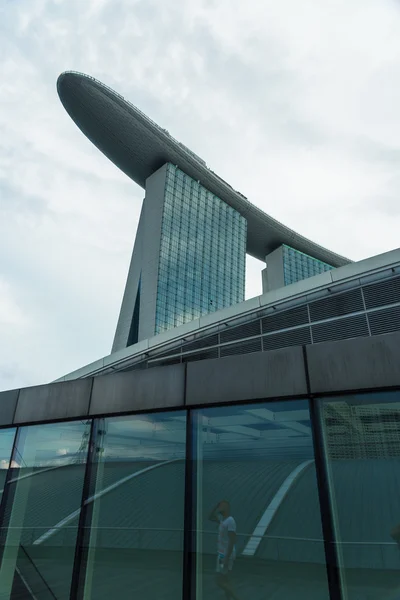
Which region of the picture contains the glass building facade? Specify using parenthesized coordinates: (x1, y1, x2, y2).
(0, 390, 400, 598)
(283, 244, 334, 286)
(155, 164, 247, 334)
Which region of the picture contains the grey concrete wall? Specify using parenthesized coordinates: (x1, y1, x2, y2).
(263, 246, 285, 293)
(112, 163, 167, 352)
(186, 346, 308, 405)
(13, 379, 92, 425)
(1, 332, 400, 428)
(0, 390, 19, 426)
(112, 202, 145, 352)
(306, 331, 400, 393)
(89, 364, 185, 415)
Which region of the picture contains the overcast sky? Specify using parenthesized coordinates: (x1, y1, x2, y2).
(1, 0, 400, 391)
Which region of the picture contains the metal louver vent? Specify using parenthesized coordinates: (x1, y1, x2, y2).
(220, 320, 261, 344)
(183, 334, 219, 352)
(151, 356, 182, 367)
(363, 277, 400, 309)
(309, 288, 363, 322)
(154, 345, 182, 359)
(312, 314, 369, 343)
(182, 348, 219, 362)
(368, 306, 400, 336)
(220, 339, 262, 357)
(261, 305, 309, 334)
(262, 327, 311, 351)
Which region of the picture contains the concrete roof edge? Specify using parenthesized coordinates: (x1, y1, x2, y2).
(57, 247, 400, 382)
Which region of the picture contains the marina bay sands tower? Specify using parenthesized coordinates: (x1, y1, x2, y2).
(57, 72, 349, 352)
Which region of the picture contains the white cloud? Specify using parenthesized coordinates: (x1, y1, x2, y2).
(0, 278, 30, 327)
(0, 459, 20, 470)
(56, 448, 70, 456)
(1, 0, 400, 389)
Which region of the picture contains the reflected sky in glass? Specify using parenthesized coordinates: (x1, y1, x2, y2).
(0, 428, 16, 470)
(97, 412, 186, 462)
(199, 399, 314, 461)
(12, 420, 90, 467)
(320, 390, 400, 600)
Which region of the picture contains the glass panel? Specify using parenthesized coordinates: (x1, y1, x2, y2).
(282, 244, 334, 286)
(193, 401, 330, 600)
(79, 411, 186, 600)
(319, 391, 400, 600)
(0, 419, 90, 599)
(155, 164, 247, 335)
(0, 428, 17, 503)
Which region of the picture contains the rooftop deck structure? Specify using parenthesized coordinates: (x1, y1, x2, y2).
(57, 71, 349, 268)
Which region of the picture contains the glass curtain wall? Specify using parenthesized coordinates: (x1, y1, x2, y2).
(191, 401, 331, 600)
(74, 411, 187, 600)
(2, 393, 400, 599)
(282, 245, 334, 286)
(155, 164, 247, 334)
(0, 429, 16, 504)
(318, 390, 400, 600)
(0, 420, 90, 599)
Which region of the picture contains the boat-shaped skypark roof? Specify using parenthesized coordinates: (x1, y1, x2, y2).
(57, 71, 350, 267)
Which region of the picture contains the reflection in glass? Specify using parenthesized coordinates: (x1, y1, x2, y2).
(0, 428, 16, 503)
(0, 419, 90, 599)
(319, 391, 400, 600)
(155, 164, 247, 334)
(78, 412, 186, 600)
(193, 401, 330, 600)
(282, 245, 333, 286)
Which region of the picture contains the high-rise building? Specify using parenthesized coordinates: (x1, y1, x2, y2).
(113, 163, 246, 347)
(56, 71, 350, 351)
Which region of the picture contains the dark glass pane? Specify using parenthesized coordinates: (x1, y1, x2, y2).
(79, 411, 186, 600)
(0, 428, 16, 502)
(193, 401, 330, 599)
(0, 420, 90, 599)
(319, 391, 400, 600)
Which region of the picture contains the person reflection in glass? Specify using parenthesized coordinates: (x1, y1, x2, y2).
(209, 500, 240, 600)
